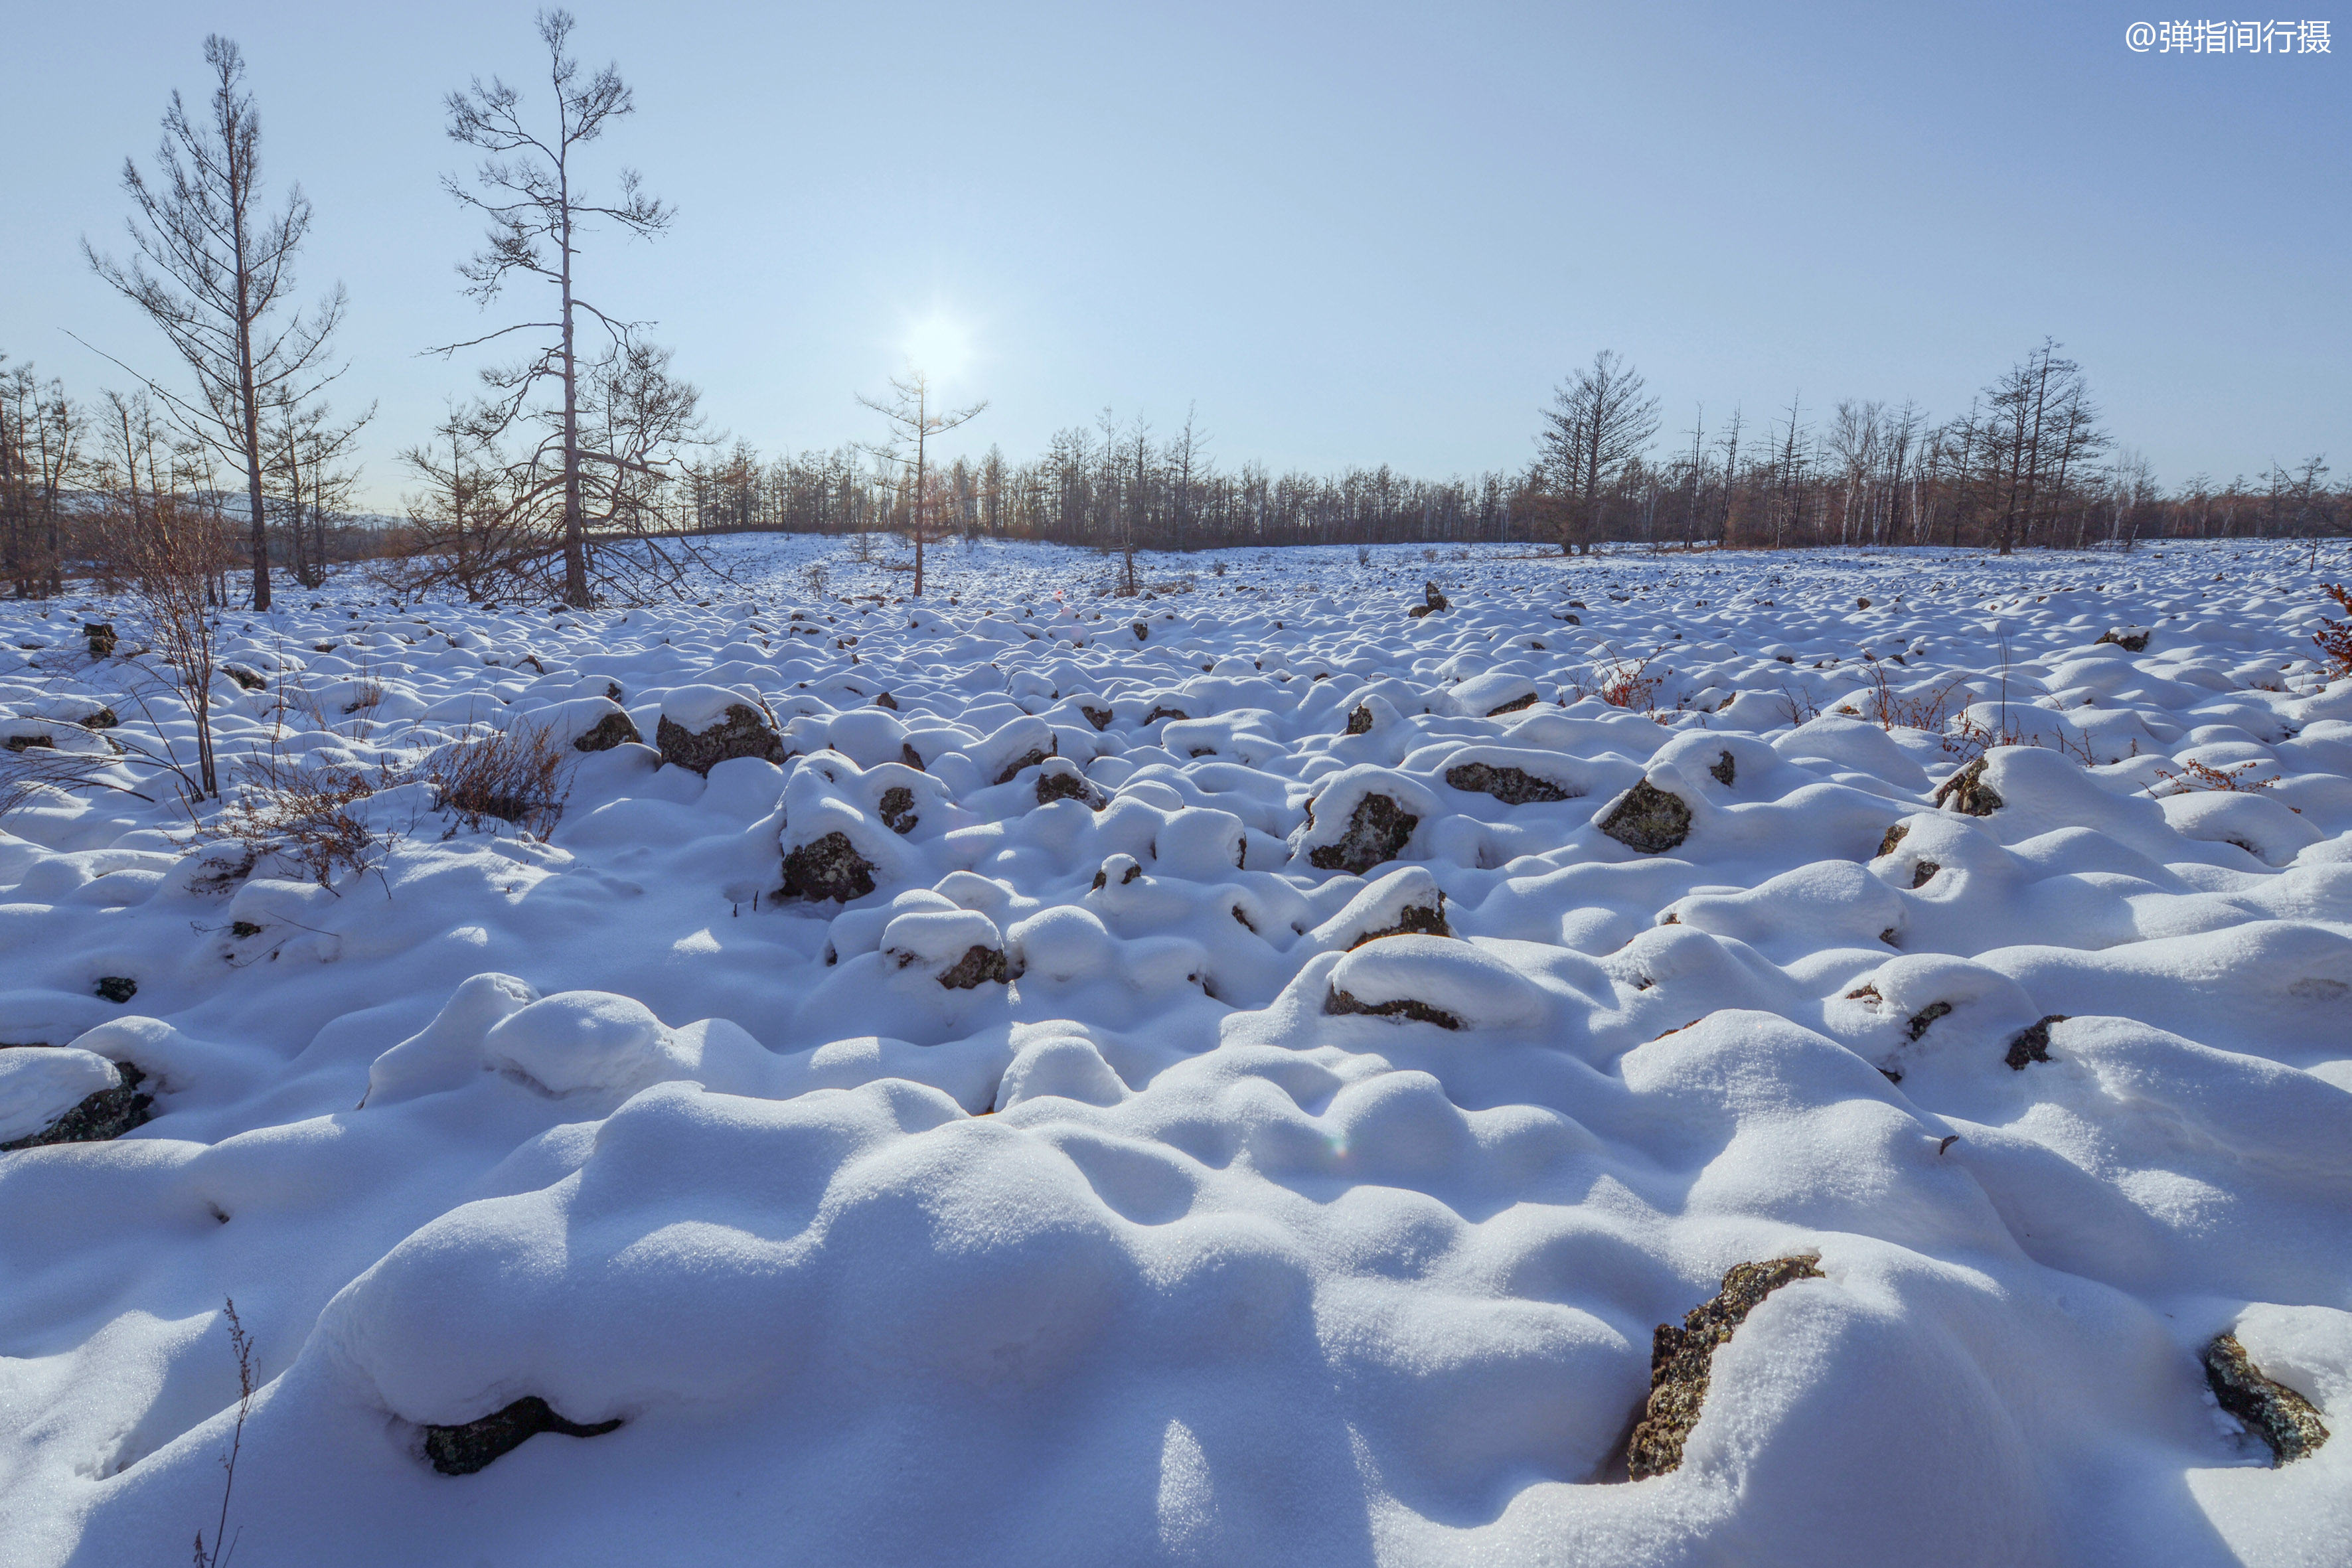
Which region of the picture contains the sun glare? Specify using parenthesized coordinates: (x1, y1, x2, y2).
(900, 313, 974, 382)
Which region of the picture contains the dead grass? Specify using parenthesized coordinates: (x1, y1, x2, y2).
(2147, 757, 2284, 797)
(2313, 584, 2352, 674)
(1862, 661, 1972, 734)
(197, 749, 408, 889)
(424, 723, 574, 837)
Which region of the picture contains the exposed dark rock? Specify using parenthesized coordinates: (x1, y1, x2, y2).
(423, 1395, 623, 1476)
(1599, 781, 1692, 854)
(781, 832, 878, 903)
(1934, 757, 2002, 817)
(1308, 793, 1419, 874)
(1035, 764, 1104, 811)
(2095, 628, 2152, 653)
(1447, 760, 1574, 805)
(1344, 704, 1374, 736)
(874, 690, 899, 710)
(1486, 690, 1539, 716)
(1877, 823, 1909, 857)
(936, 945, 1009, 990)
(1709, 750, 1735, 787)
(1910, 860, 1941, 888)
(655, 704, 784, 775)
(992, 747, 1052, 785)
(83, 622, 116, 658)
(1, 1062, 153, 1152)
(1091, 859, 1144, 892)
(1624, 1257, 1825, 1480)
(572, 710, 643, 753)
(1143, 706, 1189, 727)
(1326, 987, 1461, 1030)
(1905, 1001, 1952, 1041)
(2205, 1333, 2330, 1466)
(96, 976, 138, 1004)
(878, 785, 919, 834)
(1132, 621, 1149, 641)
(1347, 898, 1451, 949)
(900, 743, 926, 771)
(222, 664, 268, 692)
(1081, 704, 1113, 731)
(2004, 1014, 2067, 1069)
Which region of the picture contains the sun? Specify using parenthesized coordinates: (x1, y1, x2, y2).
(900, 312, 974, 382)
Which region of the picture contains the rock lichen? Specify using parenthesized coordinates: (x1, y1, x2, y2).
(2205, 1332, 2329, 1466)
(781, 832, 878, 903)
(1308, 793, 1419, 874)
(1599, 781, 1692, 854)
(1624, 1257, 1825, 1480)
(423, 1395, 622, 1477)
(655, 704, 783, 775)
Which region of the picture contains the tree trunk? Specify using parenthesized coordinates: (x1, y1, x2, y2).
(558, 164, 588, 607)
(232, 197, 272, 609)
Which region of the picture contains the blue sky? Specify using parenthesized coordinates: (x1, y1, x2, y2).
(8, 1, 2345, 507)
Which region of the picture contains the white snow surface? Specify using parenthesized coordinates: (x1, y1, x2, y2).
(3, 536, 2351, 1566)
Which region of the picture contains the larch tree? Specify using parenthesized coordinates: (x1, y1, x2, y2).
(84, 35, 346, 611)
(435, 7, 672, 607)
(857, 370, 985, 597)
(1538, 350, 1661, 556)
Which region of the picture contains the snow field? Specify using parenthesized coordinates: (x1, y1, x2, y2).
(0, 536, 2349, 1566)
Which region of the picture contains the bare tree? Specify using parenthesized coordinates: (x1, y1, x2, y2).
(84, 36, 345, 611)
(1166, 403, 1209, 552)
(0, 358, 41, 595)
(266, 392, 372, 589)
(1828, 399, 1883, 548)
(1537, 350, 1661, 556)
(0, 365, 86, 595)
(398, 404, 509, 598)
(116, 490, 232, 799)
(435, 7, 672, 607)
(857, 369, 984, 597)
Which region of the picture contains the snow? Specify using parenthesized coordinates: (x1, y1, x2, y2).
(1, 535, 2349, 1565)
(0, 1047, 120, 1144)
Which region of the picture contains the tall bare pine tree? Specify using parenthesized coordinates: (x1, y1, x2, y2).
(85, 36, 346, 611)
(435, 8, 672, 607)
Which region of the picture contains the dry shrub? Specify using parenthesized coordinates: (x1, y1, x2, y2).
(2148, 757, 2283, 797)
(425, 723, 574, 836)
(199, 749, 410, 888)
(0, 742, 155, 823)
(1600, 650, 1664, 712)
(2313, 584, 2352, 674)
(1942, 708, 2098, 767)
(1863, 661, 1970, 733)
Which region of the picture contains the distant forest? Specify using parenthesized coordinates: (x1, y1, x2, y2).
(670, 340, 2340, 558)
(6, 19, 2339, 607)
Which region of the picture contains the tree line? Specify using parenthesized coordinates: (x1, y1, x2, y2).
(9, 12, 2341, 609)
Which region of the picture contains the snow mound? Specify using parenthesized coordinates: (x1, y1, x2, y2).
(5, 538, 2351, 1567)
